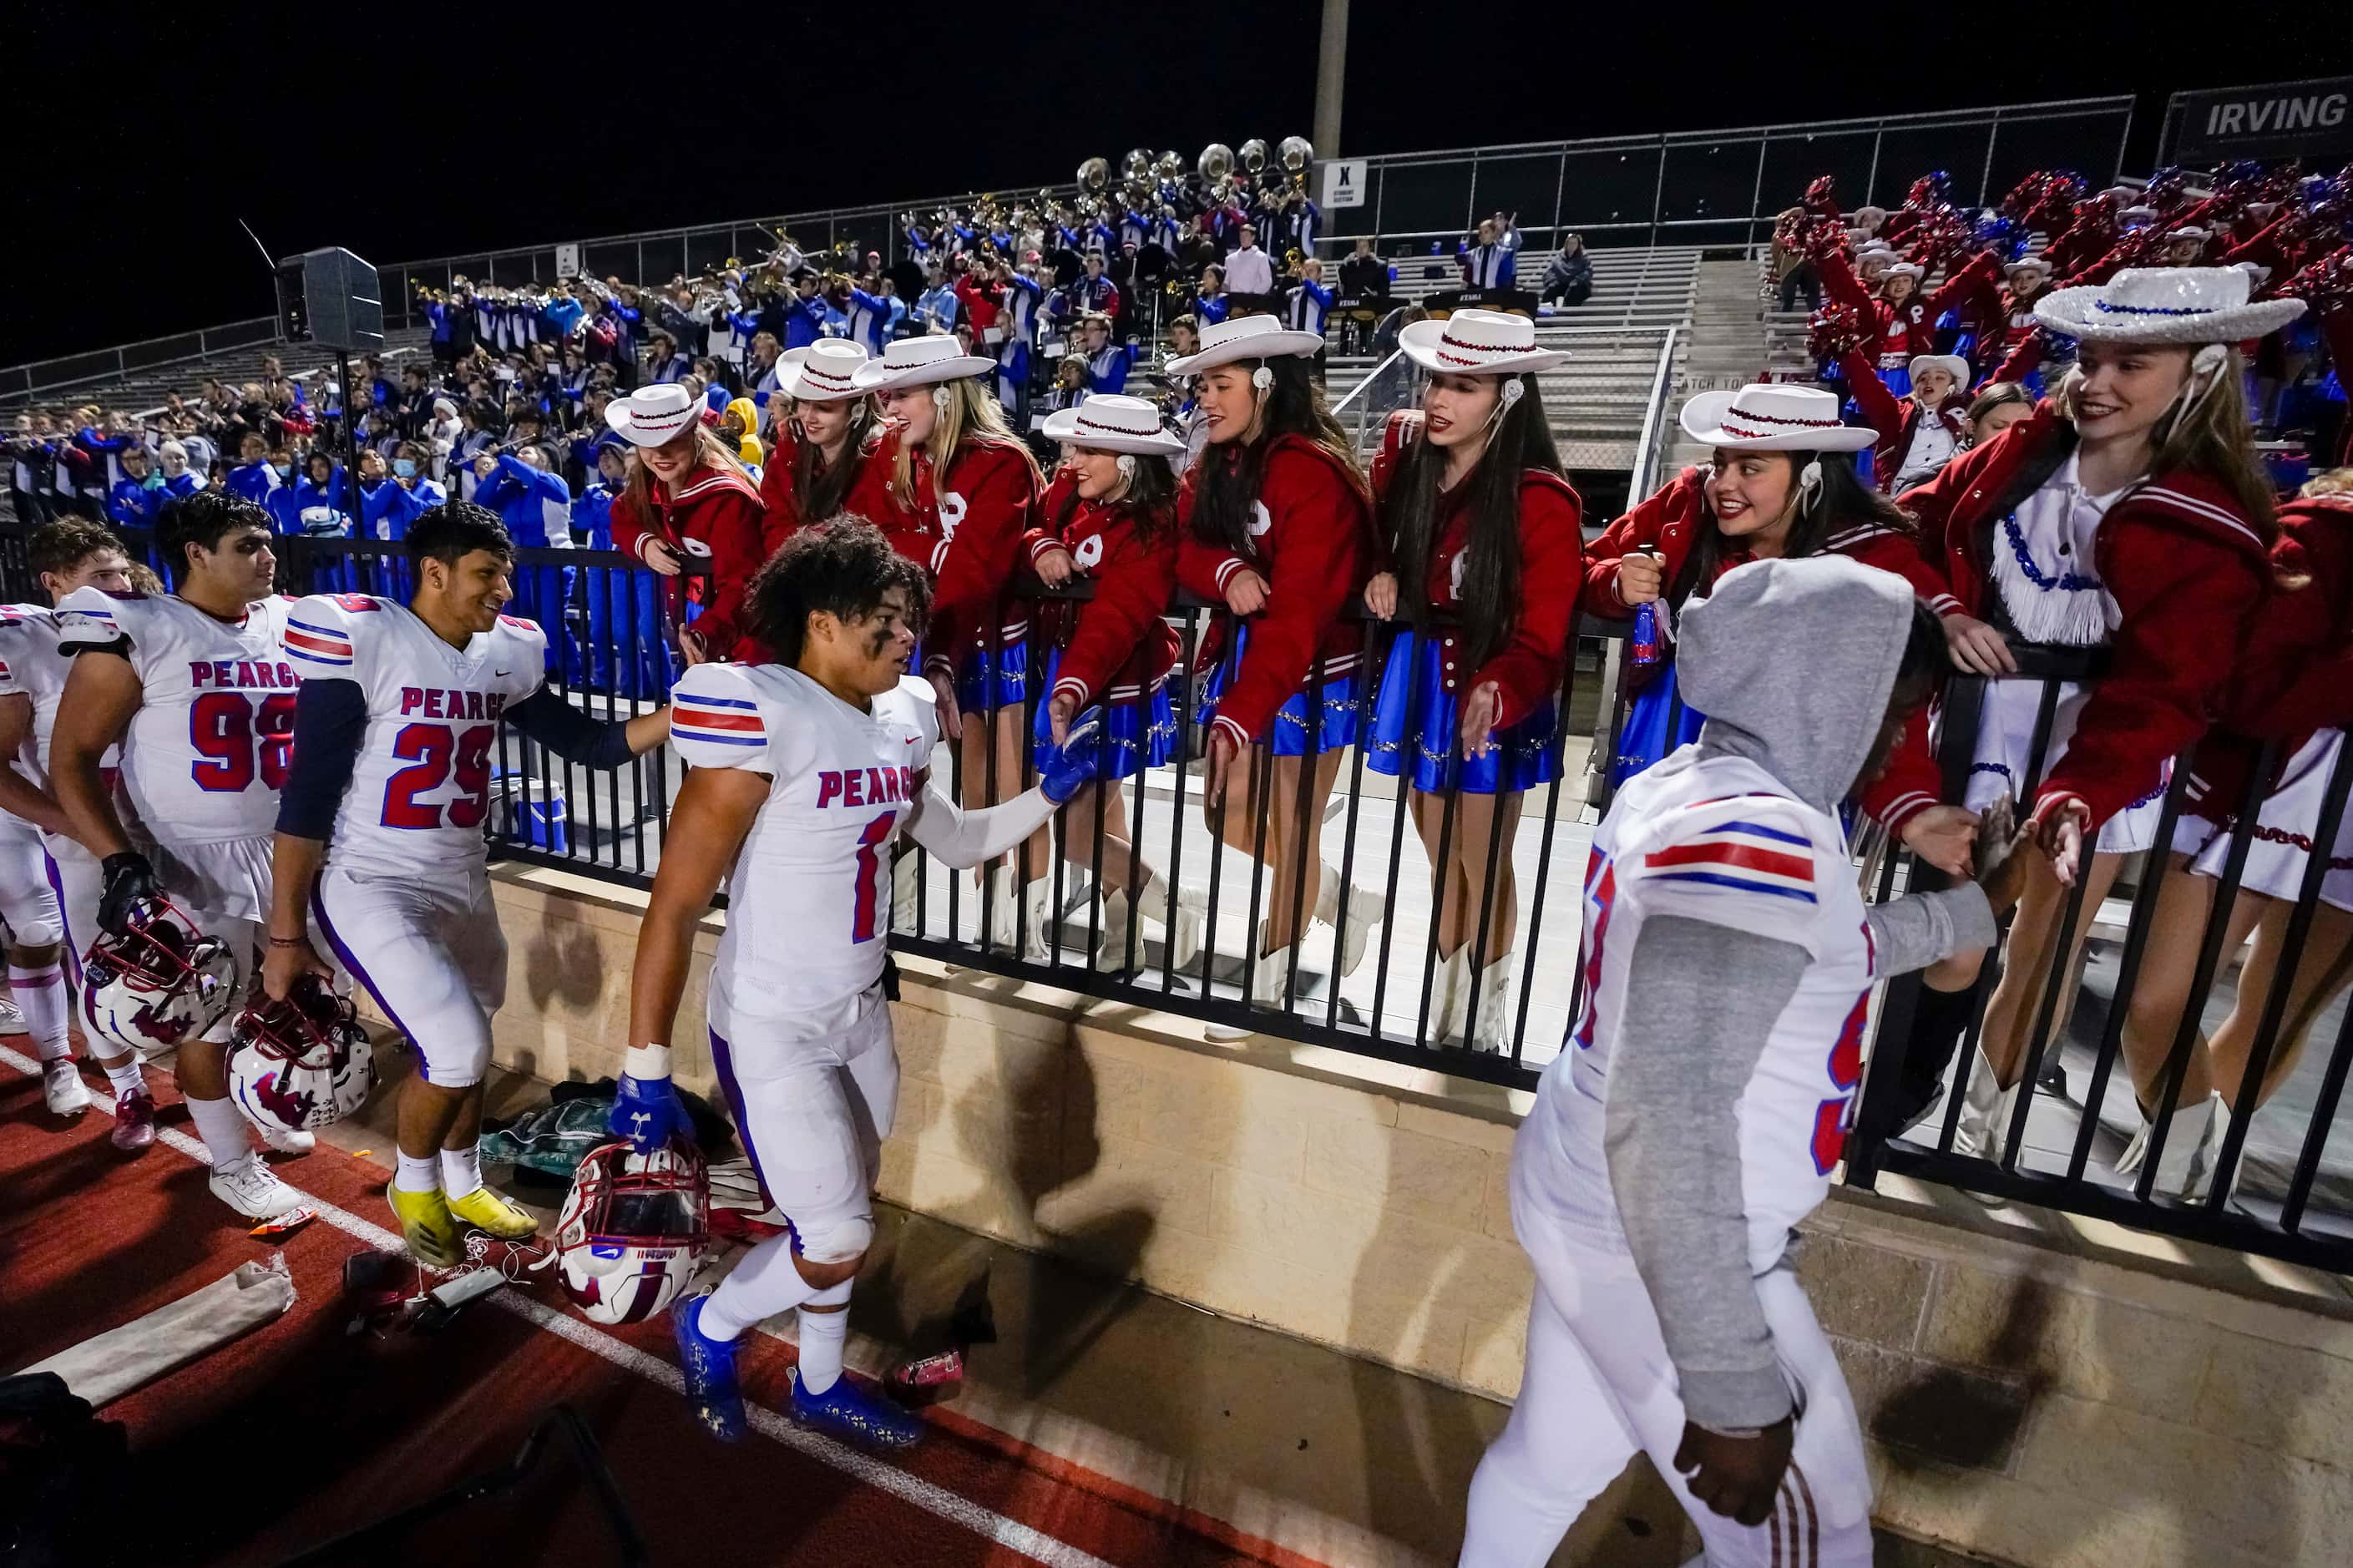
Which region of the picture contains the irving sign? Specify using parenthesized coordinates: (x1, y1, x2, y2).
(2167, 77, 2353, 164)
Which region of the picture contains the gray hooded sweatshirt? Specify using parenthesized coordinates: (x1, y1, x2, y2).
(1602, 556, 1996, 1431)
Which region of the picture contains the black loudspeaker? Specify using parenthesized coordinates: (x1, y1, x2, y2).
(275, 247, 384, 353)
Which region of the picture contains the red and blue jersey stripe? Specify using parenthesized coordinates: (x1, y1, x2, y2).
(1642, 817, 1817, 904)
(674, 693, 765, 747)
(282, 615, 355, 667)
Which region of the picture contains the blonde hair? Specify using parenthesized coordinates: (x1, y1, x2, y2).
(889, 380, 1039, 511)
(2299, 466, 2353, 500)
(2054, 347, 2276, 536)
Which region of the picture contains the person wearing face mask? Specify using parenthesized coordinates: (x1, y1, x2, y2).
(1028, 395, 1202, 973)
(1360, 312, 1582, 1053)
(1839, 351, 1971, 491)
(853, 336, 1047, 953)
(106, 444, 170, 529)
(1893, 267, 2303, 1165)
(608, 383, 770, 665)
(1169, 315, 1383, 1029)
(757, 342, 888, 552)
(1585, 383, 1972, 878)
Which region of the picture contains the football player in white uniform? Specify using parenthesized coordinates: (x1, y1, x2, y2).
(261, 500, 670, 1267)
(0, 522, 136, 1121)
(621, 518, 1104, 1448)
(1458, 559, 2030, 1568)
(48, 492, 314, 1218)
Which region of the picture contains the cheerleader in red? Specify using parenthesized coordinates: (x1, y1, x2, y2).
(605, 383, 769, 663)
(1839, 350, 1970, 491)
(853, 335, 1047, 951)
(1359, 311, 1582, 1053)
(756, 340, 881, 553)
(1814, 232, 2000, 397)
(1030, 395, 1203, 973)
(1170, 315, 1382, 1024)
(1897, 266, 2305, 1167)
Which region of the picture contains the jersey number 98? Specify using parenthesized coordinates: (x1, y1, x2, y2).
(382, 722, 495, 830)
(190, 691, 296, 792)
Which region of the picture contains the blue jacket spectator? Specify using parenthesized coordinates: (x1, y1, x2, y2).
(107, 454, 168, 529)
(267, 457, 352, 537)
(473, 451, 573, 548)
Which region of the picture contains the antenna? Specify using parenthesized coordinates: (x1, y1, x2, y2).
(236, 217, 277, 275)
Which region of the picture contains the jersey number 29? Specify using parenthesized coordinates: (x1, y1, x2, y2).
(382, 722, 494, 829)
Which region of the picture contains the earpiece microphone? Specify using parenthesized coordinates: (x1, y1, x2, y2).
(1251, 365, 1273, 392)
(1115, 453, 1137, 479)
(1499, 378, 1524, 408)
(932, 385, 952, 409)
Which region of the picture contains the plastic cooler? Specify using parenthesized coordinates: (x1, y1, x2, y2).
(489, 771, 569, 854)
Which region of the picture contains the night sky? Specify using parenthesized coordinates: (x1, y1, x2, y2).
(4, 0, 2345, 366)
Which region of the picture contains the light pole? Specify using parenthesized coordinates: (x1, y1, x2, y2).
(1313, 0, 1349, 159)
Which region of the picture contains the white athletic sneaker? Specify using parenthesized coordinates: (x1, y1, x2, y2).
(209, 1157, 304, 1220)
(259, 1122, 316, 1156)
(43, 1059, 93, 1116)
(0, 997, 23, 1034)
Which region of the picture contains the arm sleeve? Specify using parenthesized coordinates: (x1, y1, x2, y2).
(925, 448, 1036, 670)
(1208, 451, 1367, 748)
(276, 678, 368, 841)
(1814, 244, 1876, 318)
(1925, 249, 2000, 316)
(1865, 883, 1998, 978)
(1604, 915, 1808, 1431)
(902, 781, 1057, 869)
(505, 686, 635, 767)
(1855, 706, 1944, 835)
(1978, 330, 2046, 392)
(1841, 348, 1905, 445)
(1054, 527, 1179, 706)
(1175, 531, 1252, 601)
(1470, 483, 1583, 729)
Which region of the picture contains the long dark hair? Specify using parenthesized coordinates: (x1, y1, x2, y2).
(1670, 450, 1917, 607)
(792, 399, 878, 522)
(1379, 373, 1564, 668)
(1189, 357, 1368, 561)
(1056, 453, 1177, 545)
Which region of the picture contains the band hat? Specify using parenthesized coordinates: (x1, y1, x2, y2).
(775, 341, 871, 402)
(1678, 383, 1876, 453)
(849, 332, 994, 392)
(1164, 313, 1325, 376)
(2034, 266, 2306, 345)
(1908, 354, 1971, 388)
(1040, 394, 1188, 455)
(1398, 309, 1571, 377)
(605, 383, 701, 448)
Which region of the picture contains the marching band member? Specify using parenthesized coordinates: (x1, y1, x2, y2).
(757, 341, 883, 550)
(607, 383, 771, 665)
(1169, 315, 1384, 1026)
(1285, 258, 1333, 339)
(1030, 395, 1204, 971)
(853, 336, 1050, 953)
(1080, 315, 1142, 396)
(1362, 312, 1582, 1052)
(1895, 268, 2302, 1163)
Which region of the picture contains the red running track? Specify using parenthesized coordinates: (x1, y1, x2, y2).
(0, 1050, 1327, 1568)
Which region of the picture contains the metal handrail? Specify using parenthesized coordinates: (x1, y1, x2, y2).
(1328, 348, 1404, 417)
(1627, 323, 1680, 503)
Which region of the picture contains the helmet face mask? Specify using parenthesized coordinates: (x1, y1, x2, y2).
(556, 1139, 709, 1326)
(83, 898, 239, 1053)
(226, 975, 377, 1132)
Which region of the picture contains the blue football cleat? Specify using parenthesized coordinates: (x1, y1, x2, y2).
(673, 1293, 746, 1444)
(790, 1366, 923, 1449)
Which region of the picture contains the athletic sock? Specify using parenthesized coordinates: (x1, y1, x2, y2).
(796, 1300, 850, 1396)
(439, 1143, 483, 1200)
(395, 1150, 443, 1195)
(183, 1093, 255, 1171)
(9, 964, 69, 1063)
(1895, 979, 1981, 1123)
(700, 1230, 823, 1342)
(102, 1055, 145, 1102)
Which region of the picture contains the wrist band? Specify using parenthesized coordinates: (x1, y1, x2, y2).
(267, 935, 310, 948)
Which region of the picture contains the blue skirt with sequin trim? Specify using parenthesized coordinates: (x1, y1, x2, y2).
(1366, 632, 1557, 795)
(919, 638, 1028, 715)
(1197, 625, 1359, 756)
(1608, 656, 1708, 787)
(1030, 648, 1176, 781)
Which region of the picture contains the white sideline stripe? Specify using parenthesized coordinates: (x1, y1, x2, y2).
(0, 1044, 1116, 1568)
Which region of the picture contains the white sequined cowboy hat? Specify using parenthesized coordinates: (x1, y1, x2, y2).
(2034, 266, 2306, 345)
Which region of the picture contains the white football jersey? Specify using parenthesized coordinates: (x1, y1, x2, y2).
(1524, 749, 1875, 1275)
(53, 589, 299, 847)
(671, 662, 938, 1042)
(280, 594, 549, 890)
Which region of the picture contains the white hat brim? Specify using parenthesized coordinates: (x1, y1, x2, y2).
(604, 400, 700, 448)
(1908, 356, 1971, 387)
(1165, 328, 1325, 377)
(1039, 406, 1187, 454)
(1396, 318, 1570, 377)
(1677, 389, 1877, 453)
(776, 359, 870, 402)
(2032, 288, 2306, 345)
(850, 353, 996, 392)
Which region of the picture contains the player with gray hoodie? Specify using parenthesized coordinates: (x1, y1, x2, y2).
(1460, 556, 2031, 1567)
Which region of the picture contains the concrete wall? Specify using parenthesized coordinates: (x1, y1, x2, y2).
(460, 863, 2353, 1567)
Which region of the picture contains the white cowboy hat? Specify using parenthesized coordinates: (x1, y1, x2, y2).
(1853, 205, 1890, 225)
(2034, 266, 2307, 345)
(2119, 205, 2161, 225)
(1907, 354, 1971, 388)
(1040, 394, 1187, 456)
(2166, 226, 2211, 244)
(605, 384, 700, 448)
(849, 332, 994, 392)
(775, 341, 869, 402)
(2003, 253, 2052, 279)
(2233, 260, 2274, 287)
(1164, 313, 1324, 376)
(1398, 309, 1570, 377)
(1678, 383, 1876, 452)
(1880, 262, 1925, 283)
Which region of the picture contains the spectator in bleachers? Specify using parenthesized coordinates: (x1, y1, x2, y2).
(1223, 224, 1276, 306)
(1459, 217, 1518, 291)
(451, 400, 503, 500)
(1195, 262, 1231, 326)
(647, 331, 692, 383)
(475, 443, 583, 683)
(106, 444, 168, 529)
(1284, 256, 1332, 341)
(1541, 235, 1592, 308)
(7, 413, 52, 525)
(1080, 316, 1142, 396)
(917, 262, 959, 335)
(358, 442, 446, 544)
(155, 440, 205, 502)
(1041, 354, 1090, 415)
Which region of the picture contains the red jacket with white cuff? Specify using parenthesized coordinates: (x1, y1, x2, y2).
(610, 464, 768, 662)
(1839, 348, 1968, 493)
(908, 436, 1040, 677)
(1369, 410, 1584, 730)
(1175, 434, 1372, 751)
(1817, 245, 2001, 366)
(1896, 407, 2275, 833)
(1026, 473, 1182, 711)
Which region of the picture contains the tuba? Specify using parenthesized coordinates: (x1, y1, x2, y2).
(1122, 148, 1152, 182)
(1198, 143, 1234, 185)
(1156, 149, 1184, 180)
(1239, 139, 1270, 176)
(1280, 136, 1314, 174)
(1078, 156, 1110, 194)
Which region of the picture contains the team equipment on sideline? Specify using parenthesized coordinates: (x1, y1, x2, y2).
(81, 897, 238, 1053)
(555, 1137, 710, 1326)
(225, 975, 376, 1132)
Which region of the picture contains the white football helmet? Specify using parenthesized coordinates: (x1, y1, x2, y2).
(82, 898, 238, 1054)
(555, 1138, 709, 1326)
(225, 976, 376, 1132)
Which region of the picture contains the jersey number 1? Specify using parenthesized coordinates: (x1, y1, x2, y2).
(190, 691, 296, 792)
(382, 722, 494, 829)
(850, 812, 893, 943)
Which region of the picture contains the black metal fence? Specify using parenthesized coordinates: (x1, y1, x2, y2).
(5, 521, 2348, 1272)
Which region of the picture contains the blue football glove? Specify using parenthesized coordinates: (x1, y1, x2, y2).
(1039, 709, 1106, 805)
(610, 1044, 693, 1154)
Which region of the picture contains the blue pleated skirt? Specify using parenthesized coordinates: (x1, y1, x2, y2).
(923, 639, 1027, 714)
(1197, 625, 1359, 756)
(1366, 632, 1557, 795)
(1608, 656, 1708, 787)
(1877, 363, 1912, 399)
(1030, 648, 1176, 781)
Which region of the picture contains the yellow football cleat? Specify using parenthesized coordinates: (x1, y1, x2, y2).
(388, 1186, 463, 1267)
(448, 1186, 539, 1241)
